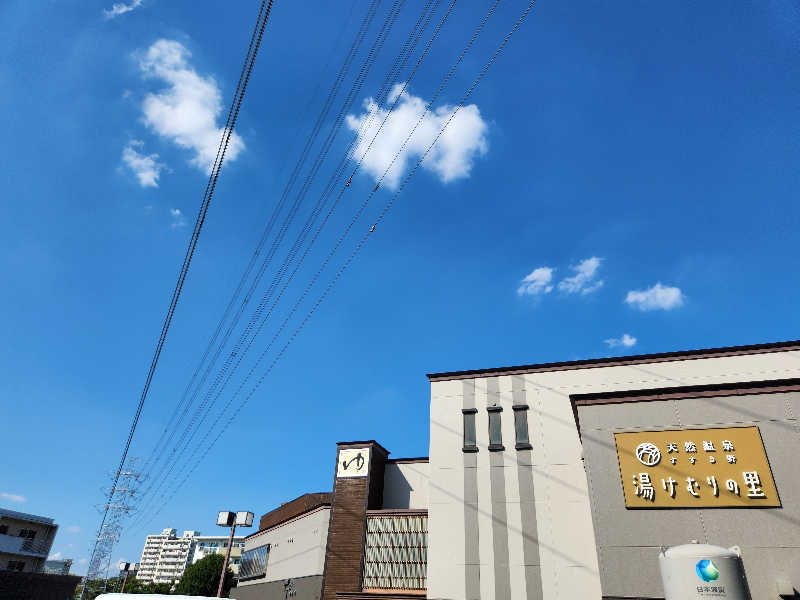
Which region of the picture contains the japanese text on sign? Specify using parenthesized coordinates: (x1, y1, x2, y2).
(615, 426, 780, 508)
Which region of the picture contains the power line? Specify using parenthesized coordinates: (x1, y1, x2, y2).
(136, 0, 536, 527)
(128, 0, 396, 528)
(134, 0, 458, 528)
(138, 0, 382, 484)
(129, 0, 444, 531)
(81, 1, 275, 593)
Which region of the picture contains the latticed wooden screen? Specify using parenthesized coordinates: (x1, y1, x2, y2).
(362, 513, 427, 590)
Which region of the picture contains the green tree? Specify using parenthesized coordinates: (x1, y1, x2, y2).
(118, 576, 172, 594)
(174, 553, 234, 597)
(74, 577, 122, 599)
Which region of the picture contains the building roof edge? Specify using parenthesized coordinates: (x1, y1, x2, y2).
(426, 339, 800, 381)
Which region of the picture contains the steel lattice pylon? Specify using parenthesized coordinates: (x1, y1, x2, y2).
(79, 459, 144, 598)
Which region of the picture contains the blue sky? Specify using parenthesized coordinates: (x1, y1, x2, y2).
(1, 0, 798, 575)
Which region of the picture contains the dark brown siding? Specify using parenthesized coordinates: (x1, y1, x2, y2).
(321, 442, 389, 600)
(256, 492, 331, 533)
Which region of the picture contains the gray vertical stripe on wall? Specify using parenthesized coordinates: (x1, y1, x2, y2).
(513, 374, 543, 600)
(463, 379, 481, 599)
(487, 377, 512, 600)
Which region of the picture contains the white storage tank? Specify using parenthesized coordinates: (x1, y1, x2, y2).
(658, 542, 751, 600)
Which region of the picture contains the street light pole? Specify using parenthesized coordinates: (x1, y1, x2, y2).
(216, 511, 253, 598)
(117, 561, 137, 593)
(217, 522, 237, 598)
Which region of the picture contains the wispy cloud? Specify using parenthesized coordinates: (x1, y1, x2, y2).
(139, 39, 244, 173)
(78, 558, 88, 565)
(625, 283, 685, 311)
(122, 140, 164, 187)
(517, 266, 554, 296)
(104, 0, 143, 19)
(557, 256, 604, 295)
(49, 551, 62, 560)
(170, 208, 187, 229)
(66, 525, 81, 534)
(346, 84, 488, 189)
(0, 492, 25, 503)
(604, 333, 637, 348)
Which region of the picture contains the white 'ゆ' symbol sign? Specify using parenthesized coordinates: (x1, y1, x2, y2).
(635, 442, 662, 466)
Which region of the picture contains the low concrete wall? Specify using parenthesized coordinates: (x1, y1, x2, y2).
(231, 574, 322, 600)
(0, 571, 81, 600)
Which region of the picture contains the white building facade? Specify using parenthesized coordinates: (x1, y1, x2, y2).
(138, 528, 244, 584)
(191, 535, 245, 574)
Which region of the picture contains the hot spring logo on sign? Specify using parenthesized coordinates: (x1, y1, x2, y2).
(696, 559, 720, 582)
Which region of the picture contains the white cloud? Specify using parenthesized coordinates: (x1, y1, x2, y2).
(346, 84, 488, 189)
(625, 283, 685, 311)
(104, 0, 143, 19)
(605, 333, 637, 348)
(517, 267, 554, 296)
(49, 552, 62, 560)
(170, 208, 187, 229)
(0, 492, 25, 503)
(78, 558, 88, 565)
(139, 39, 244, 173)
(66, 525, 81, 534)
(558, 256, 604, 295)
(122, 140, 164, 187)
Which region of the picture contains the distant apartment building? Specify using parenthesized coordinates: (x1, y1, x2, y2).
(42, 559, 72, 575)
(137, 528, 244, 584)
(191, 535, 244, 575)
(0, 508, 58, 573)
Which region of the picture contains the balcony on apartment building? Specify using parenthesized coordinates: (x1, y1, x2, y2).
(0, 532, 52, 558)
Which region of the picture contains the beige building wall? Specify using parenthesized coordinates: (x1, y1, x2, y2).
(0, 509, 58, 573)
(427, 346, 800, 600)
(382, 460, 430, 510)
(237, 506, 330, 587)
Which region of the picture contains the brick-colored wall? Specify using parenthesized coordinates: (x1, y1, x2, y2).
(321, 442, 388, 600)
(257, 493, 331, 533)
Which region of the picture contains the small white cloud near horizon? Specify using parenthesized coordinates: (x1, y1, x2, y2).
(104, 0, 143, 19)
(605, 333, 637, 349)
(170, 208, 187, 229)
(0, 492, 25, 503)
(49, 552, 62, 560)
(558, 256, 604, 295)
(517, 266, 554, 296)
(625, 283, 685, 311)
(346, 84, 488, 189)
(78, 558, 88, 565)
(66, 525, 81, 534)
(139, 39, 244, 174)
(122, 140, 164, 187)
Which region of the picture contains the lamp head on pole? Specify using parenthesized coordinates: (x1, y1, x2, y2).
(217, 511, 236, 527)
(235, 511, 254, 527)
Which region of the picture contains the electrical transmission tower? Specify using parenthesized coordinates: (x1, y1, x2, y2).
(79, 459, 144, 598)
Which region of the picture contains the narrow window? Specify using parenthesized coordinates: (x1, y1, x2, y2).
(488, 406, 504, 451)
(513, 404, 532, 450)
(462, 408, 478, 452)
(0, 525, 7, 535)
